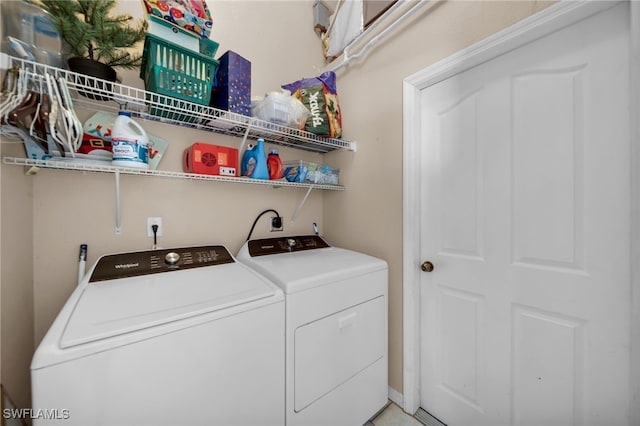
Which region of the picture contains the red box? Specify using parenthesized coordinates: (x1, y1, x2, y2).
(183, 142, 238, 176)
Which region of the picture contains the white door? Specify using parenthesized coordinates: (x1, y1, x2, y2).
(419, 4, 630, 425)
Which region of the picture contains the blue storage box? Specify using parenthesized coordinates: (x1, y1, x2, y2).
(210, 51, 251, 116)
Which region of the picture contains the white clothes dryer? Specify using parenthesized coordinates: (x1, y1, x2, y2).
(31, 245, 285, 426)
(237, 235, 388, 426)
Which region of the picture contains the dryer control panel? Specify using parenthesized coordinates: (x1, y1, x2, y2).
(247, 235, 330, 257)
(89, 245, 234, 282)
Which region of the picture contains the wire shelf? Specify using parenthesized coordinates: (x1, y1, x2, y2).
(0, 53, 356, 153)
(2, 157, 346, 191)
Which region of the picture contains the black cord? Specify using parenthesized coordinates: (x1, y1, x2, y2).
(246, 209, 281, 241)
(152, 224, 159, 249)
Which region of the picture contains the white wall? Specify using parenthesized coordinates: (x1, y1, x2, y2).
(1, 0, 326, 410)
(0, 0, 556, 410)
(0, 141, 35, 411)
(322, 0, 555, 394)
(31, 0, 327, 346)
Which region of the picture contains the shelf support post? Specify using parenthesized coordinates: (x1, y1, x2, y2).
(114, 171, 122, 235)
(291, 186, 314, 224)
(239, 122, 253, 154)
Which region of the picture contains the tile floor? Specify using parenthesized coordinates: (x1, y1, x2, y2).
(371, 402, 424, 426)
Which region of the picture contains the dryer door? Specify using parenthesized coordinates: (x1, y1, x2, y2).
(294, 295, 386, 411)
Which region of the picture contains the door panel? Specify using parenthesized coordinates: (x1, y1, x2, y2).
(438, 286, 484, 407)
(438, 92, 484, 260)
(511, 68, 585, 270)
(419, 4, 630, 425)
(511, 305, 586, 426)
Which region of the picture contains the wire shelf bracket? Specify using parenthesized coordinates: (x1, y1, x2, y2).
(114, 170, 122, 235)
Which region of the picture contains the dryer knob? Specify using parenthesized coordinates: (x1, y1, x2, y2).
(165, 252, 180, 265)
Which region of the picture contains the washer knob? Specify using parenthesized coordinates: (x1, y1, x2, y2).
(165, 252, 180, 265)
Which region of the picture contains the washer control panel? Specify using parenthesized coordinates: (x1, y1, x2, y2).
(247, 235, 330, 257)
(89, 245, 234, 282)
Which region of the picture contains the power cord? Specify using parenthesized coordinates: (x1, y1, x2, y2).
(246, 209, 281, 241)
(152, 224, 159, 250)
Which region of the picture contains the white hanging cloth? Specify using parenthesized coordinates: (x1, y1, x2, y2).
(326, 0, 364, 58)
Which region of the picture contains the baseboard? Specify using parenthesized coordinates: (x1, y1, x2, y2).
(387, 386, 403, 408)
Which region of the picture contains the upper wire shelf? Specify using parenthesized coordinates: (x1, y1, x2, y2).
(0, 53, 356, 154)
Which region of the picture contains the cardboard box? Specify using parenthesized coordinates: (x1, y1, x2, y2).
(143, 0, 213, 39)
(210, 51, 251, 116)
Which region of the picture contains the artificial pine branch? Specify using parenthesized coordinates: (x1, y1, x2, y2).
(30, 0, 147, 69)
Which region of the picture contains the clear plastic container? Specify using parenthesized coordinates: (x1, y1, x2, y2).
(283, 160, 308, 183)
(251, 91, 309, 128)
(283, 161, 340, 185)
(0, 0, 67, 68)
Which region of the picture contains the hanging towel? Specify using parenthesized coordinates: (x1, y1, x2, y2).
(326, 0, 363, 58)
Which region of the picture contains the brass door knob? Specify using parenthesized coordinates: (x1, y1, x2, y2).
(421, 261, 434, 272)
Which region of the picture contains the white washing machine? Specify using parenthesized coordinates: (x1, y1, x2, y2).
(31, 245, 285, 426)
(237, 235, 388, 426)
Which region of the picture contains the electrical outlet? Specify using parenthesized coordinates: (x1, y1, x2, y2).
(270, 216, 283, 232)
(147, 217, 163, 237)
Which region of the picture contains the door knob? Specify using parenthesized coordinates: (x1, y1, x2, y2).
(421, 261, 434, 272)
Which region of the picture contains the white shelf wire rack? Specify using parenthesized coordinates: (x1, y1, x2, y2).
(0, 53, 356, 153)
(2, 156, 345, 191)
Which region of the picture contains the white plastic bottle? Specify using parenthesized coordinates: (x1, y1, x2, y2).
(111, 111, 149, 169)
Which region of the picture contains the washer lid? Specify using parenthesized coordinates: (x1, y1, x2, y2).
(60, 262, 277, 348)
(238, 243, 387, 294)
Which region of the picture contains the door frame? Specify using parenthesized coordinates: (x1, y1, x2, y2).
(402, 1, 640, 422)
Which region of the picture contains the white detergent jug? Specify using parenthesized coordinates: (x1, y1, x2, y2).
(111, 111, 149, 169)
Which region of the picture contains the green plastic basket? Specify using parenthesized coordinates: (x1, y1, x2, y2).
(141, 34, 218, 120)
